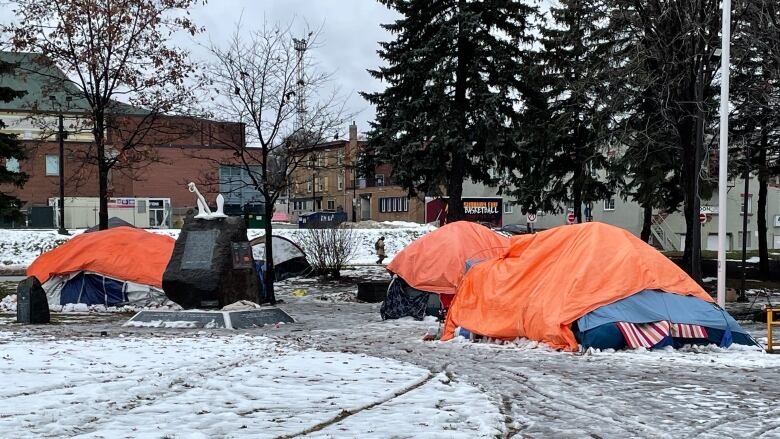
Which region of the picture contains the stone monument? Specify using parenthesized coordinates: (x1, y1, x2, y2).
(162, 183, 260, 309)
(16, 276, 50, 324)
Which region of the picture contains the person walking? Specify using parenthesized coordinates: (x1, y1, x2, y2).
(375, 236, 386, 264)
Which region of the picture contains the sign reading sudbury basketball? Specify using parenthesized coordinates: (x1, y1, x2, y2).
(425, 197, 503, 227)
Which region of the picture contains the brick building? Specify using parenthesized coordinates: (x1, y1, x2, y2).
(289, 122, 426, 223)
(0, 52, 250, 228)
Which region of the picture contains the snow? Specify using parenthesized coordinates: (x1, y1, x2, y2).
(0, 334, 502, 438)
(0, 224, 435, 269)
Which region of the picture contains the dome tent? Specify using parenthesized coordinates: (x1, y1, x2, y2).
(250, 235, 311, 281)
(84, 217, 135, 233)
(382, 221, 509, 320)
(27, 227, 175, 307)
(442, 222, 755, 351)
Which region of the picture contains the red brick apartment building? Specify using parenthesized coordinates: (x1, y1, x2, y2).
(0, 52, 246, 228)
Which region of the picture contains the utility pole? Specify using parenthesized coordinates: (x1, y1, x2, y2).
(717, 0, 732, 308)
(50, 95, 71, 235)
(57, 113, 67, 235)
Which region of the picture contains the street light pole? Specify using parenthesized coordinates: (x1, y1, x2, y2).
(57, 113, 67, 235)
(717, 0, 732, 308)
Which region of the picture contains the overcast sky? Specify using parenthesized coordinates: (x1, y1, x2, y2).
(185, 0, 400, 135)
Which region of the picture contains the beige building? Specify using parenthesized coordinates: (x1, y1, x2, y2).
(288, 122, 426, 223)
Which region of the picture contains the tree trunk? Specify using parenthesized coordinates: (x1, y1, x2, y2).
(681, 119, 702, 283)
(446, 154, 466, 222)
(95, 116, 109, 231)
(263, 196, 276, 305)
(640, 204, 652, 242)
(447, 0, 469, 223)
(572, 164, 584, 223)
(758, 124, 769, 278)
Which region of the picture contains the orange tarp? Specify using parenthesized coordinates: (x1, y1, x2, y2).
(442, 222, 710, 350)
(387, 221, 509, 295)
(28, 227, 175, 288)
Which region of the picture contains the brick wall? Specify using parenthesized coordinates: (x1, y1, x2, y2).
(1, 115, 245, 209)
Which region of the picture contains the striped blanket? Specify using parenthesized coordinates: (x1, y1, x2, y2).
(616, 321, 708, 349)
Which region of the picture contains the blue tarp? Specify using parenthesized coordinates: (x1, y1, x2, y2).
(60, 272, 127, 306)
(576, 290, 747, 334)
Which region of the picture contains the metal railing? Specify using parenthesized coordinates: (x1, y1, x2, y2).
(650, 214, 680, 252)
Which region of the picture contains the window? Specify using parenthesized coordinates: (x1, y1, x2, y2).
(503, 202, 513, 214)
(308, 154, 316, 168)
(379, 197, 409, 213)
(740, 194, 753, 215)
(316, 200, 322, 210)
(307, 179, 312, 193)
(327, 200, 335, 210)
(337, 151, 344, 165)
(5, 158, 19, 173)
(337, 174, 344, 191)
(376, 174, 385, 186)
(219, 165, 262, 204)
(45, 154, 59, 176)
(317, 153, 326, 167)
(739, 231, 752, 248)
(317, 177, 325, 192)
(603, 198, 615, 211)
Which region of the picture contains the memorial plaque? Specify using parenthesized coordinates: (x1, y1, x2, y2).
(125, 310, 227, 329)
(125, 308, 294, 329)
(229, 308, 295, 329)
(231, 242, 253, 269)
(181, 230, 218, 269)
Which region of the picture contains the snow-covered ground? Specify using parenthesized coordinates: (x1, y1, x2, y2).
(3, 267, 780, 438)
(0, 333, 501, 438)
(0, 222, 435, 269)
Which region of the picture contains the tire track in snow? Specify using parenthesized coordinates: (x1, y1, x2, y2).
(275, 371, 435, 439)
(54, 355, 258, 437)
(496, 366, 668, 438)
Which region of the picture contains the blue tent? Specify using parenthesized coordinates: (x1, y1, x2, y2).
(573, 290, 755, 349)
(59, 272, 128, 306)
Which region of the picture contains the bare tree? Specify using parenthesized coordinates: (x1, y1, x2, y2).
(2, 0, 203, 230)
(298, 225, 357, 279)
(200, 20, 349, 304)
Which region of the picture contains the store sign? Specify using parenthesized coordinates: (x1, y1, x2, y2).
(700, 205, 719, 215)
(426, 197, 503, 227)
(108, 198, 135, 209)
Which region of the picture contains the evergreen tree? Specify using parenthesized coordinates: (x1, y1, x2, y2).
(0, 60, 28, 221)
(608, 11, 684, 244)
(730, 0, 780, 277)
(504, 0, 613, 222)
(606, 0, 722, 282)
(363, 0, 535, 221)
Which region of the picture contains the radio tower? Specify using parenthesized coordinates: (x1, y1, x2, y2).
(293, 37, 307, 132)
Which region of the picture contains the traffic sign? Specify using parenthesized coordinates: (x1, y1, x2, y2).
(527, 212, 537, 223)
(699, 213, 707, 224)
(567, 212, 576, 224)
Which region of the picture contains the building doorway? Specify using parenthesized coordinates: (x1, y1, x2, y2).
(360, 195, 371, 220)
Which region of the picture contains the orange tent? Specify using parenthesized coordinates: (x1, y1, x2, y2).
(28, 227, 175, 288)
(387, 221, 509, 295)
(441, 222, 710, 350)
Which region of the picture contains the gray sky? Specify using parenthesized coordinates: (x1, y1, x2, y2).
(186, 0, 400, 135)
(0, 0, 398, 133)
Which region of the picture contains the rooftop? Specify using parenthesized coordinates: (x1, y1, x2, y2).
(0, 51, 146, 115)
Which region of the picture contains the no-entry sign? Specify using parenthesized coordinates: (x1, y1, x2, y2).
(567, 212, 576, 224)
(699, 213, 707, 224)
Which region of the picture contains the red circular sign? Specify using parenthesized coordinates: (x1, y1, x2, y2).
(567, 212, 576, 223)
(699, 213, 707, 224)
